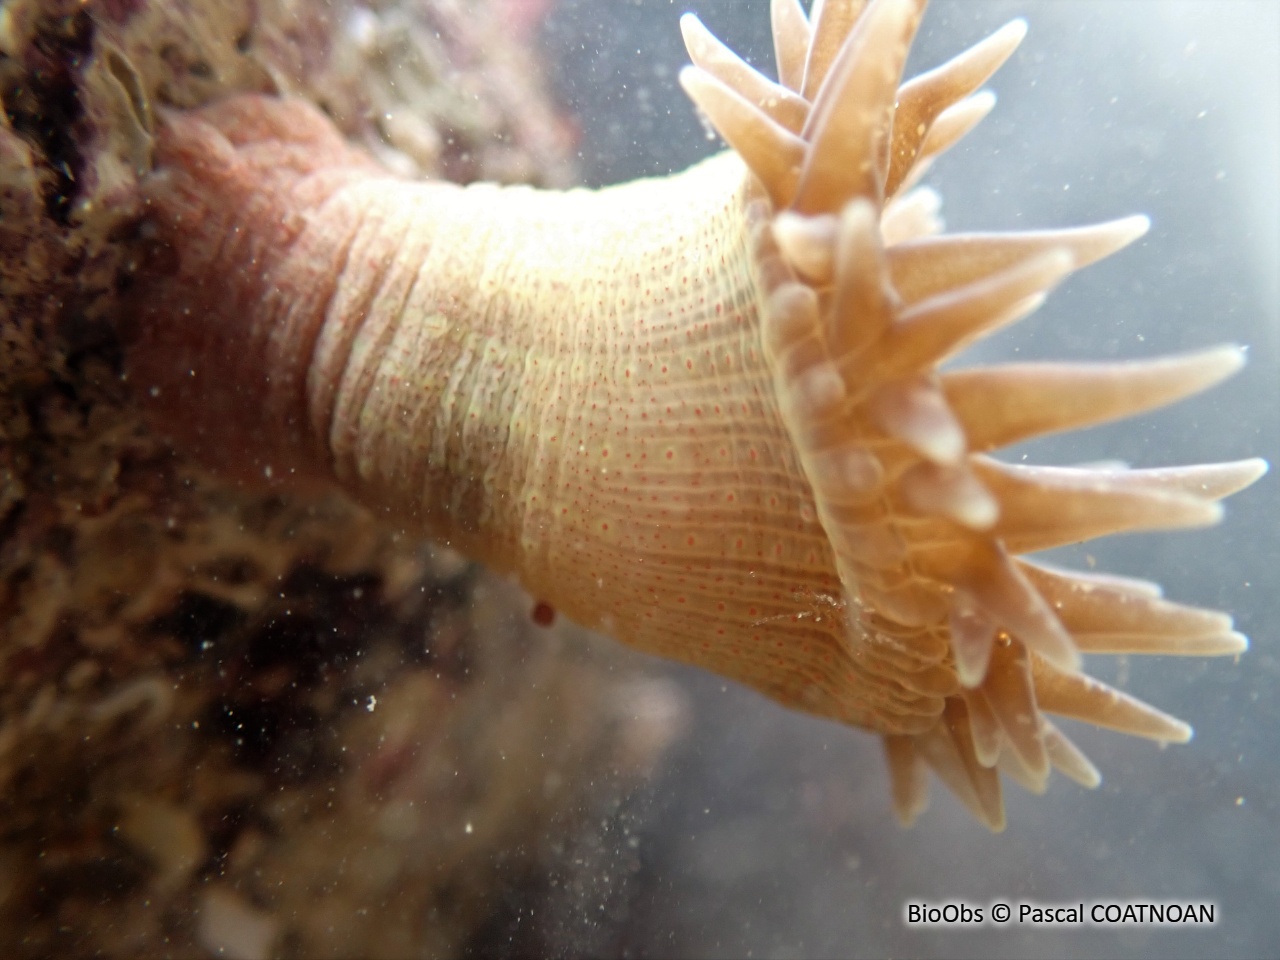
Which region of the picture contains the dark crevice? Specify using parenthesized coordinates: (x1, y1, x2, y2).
(1, 7, 95, 225)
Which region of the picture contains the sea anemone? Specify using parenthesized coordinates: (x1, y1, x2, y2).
(124, 0, 1265, 830)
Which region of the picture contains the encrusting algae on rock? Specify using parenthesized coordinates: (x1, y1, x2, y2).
(124, 0, 1265, 832)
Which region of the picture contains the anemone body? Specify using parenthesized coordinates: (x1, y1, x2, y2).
(126, 0, 1265, 830)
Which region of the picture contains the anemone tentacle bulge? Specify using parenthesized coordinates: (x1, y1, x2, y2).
(127, 0, 1265, 830)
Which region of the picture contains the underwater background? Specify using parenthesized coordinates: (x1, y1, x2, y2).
(0, 1, 1273, 956)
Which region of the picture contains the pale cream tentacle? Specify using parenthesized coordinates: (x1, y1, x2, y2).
(772, 0, 813, 92)
(887, 18, 1027, 197)
(942, 345, 1246, 452)
(681, 14, 811, 134)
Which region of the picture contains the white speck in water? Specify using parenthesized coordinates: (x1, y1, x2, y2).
(464, 822, 473, 835)
(345, 7, 379, 49)
(366, 695, 377, 713)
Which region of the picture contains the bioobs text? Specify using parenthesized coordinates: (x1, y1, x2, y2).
(905, 903, 986, 925)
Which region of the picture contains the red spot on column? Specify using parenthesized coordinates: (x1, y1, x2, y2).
(531, 601, 556, 627)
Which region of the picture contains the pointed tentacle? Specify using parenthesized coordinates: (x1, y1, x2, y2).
(870, 249, 1074, 379)
(913, 698, 1006, 831)
(681, 14, 811, 134)
(887, 216, 1149, 305)
(975, 458, 1236, 554)
(913, 91, 998, 172)
(679, 67, 807, 209)
(881, 186, 944, 245)
(795, 0, 926, 213)
(1041, 720, 1102, 788)
(801, 0, 870, 100)
(883, 733, 930, 826)
(772, 0, 813, 93)
(1031, 656, 1193, 743)
(980, 638, 1049, 784)
(942, 345, 1246, 452)
(887, 19, 1027, 197)
(1018, 560, 1249, 656)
